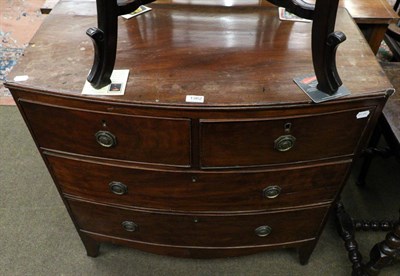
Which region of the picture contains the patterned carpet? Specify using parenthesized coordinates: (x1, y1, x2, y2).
(0, 0, 46, 105)
(377, 41, 395, 61)
(0, 47, 24, 104)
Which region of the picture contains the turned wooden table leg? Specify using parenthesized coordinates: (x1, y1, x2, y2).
(335, 201, 366, 275)
(364, 210, 400, 275)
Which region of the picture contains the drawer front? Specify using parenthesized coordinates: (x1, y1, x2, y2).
(47, 154, 350, 211)
(200, 108, 374, 168)
(20, 101, 191, 166)
(68, 199, 329, 247)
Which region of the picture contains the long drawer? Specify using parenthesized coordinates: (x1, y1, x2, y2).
(20, 100, 191, 166)
(68, 198, 329, 247)
(47, 153, 350, 211)
(200, 107, 374, 168)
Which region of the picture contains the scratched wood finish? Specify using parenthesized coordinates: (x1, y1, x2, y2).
(6, 2, 392, 105)
(5, 1, 393, 263)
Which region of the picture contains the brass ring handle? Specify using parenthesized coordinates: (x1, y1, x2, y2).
(95, 130, 117, 148)
(255, 225, 272, 237)
(109, 181, 128, 195)
(263, 186, 282, 199)
(274, 135, 296, 152)
(122, 221, 138, 232)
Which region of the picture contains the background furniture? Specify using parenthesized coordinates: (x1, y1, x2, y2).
(384, 0, 400, 61)
(339, 0, 399, 54)
(260, 0, 400, 54)
(362, 62, 400, 274)
(5, 0, 393, 265)
(337, 62, 400, 275)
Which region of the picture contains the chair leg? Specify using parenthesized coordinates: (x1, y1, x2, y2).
(335, 201, 365, 275)
(336, 202, 400, 275)
(364, 210, 400, 275)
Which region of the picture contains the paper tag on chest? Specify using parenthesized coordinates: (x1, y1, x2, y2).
(186, 95, 205, 103)
(356, 110, 370, 119)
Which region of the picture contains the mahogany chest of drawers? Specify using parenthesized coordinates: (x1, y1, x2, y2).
(5, 1, 393, 264)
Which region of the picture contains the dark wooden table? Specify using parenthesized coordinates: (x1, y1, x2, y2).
(340, 0, 399, 54)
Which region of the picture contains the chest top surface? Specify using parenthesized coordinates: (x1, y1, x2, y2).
(6, 0, 392, 107)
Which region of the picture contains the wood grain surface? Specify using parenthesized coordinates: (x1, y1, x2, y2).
(6, 1, 392, 107)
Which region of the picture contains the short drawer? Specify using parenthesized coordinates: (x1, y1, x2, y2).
(47, 154, 350, 211)
(200, 108, 374, 167)
(68, 199, 329, 247)
(20, 100, 191, 166)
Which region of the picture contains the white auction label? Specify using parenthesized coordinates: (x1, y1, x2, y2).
(14, 75, 29, 82)
(186, 95, 204, 103)
(356, 110, 370, 119)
